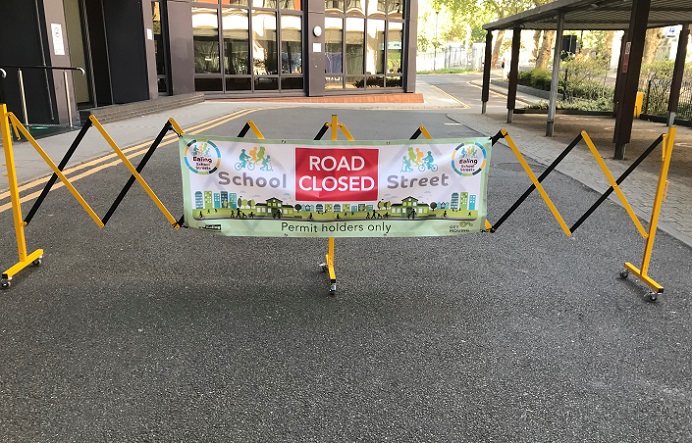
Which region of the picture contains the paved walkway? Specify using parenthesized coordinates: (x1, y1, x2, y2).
(1, 78, 690, 248)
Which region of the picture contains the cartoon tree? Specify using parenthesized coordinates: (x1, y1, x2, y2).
(237, 197, 244, 208)
(248, 199, 255, 208)
(295, 204, 302, 212)
(378, 200, 384, 210)
(430, 202, 438, 210)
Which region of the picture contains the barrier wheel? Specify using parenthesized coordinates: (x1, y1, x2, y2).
(648, 291, 658, 302)
(1, 279, 10, 289)
(320, 263, 327, 273)
(619, 270, 629, 279)
(329, 283, 336, 296)
(33, 257, 43, 266)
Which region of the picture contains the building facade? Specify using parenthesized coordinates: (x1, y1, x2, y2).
(0, 0, 418, 126)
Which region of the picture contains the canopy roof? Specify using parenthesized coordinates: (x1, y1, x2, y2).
(483, 0, 692, 31)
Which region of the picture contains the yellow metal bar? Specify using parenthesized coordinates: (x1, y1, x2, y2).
(502, 129, 572, 236)
(624, 262, 663, 293)
(330, 115, 338, 140)
(246, 120, 265, 139)
(10, 116, 20, 140)
(1, 105, 44, 284)
(419, 125, 433, 140)
(581, 131, 648, 238)
(90, 116, 178, 227)
(327, 237, 336, 282)
(168, 117, 184, 137)
(338, 123, 354, 141)
(8, 113, 105, 228)
(639, 126, 676, 277)
(2, 105, 30, 260)
(3, 250, 44, 280)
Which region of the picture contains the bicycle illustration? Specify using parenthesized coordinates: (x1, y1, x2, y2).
(235, 160, 255, 171)
(418, 162, 438, 172)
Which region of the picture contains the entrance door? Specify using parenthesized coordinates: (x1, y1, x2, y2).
(152, 1, 170, 95)
(64, 0, 113, 107)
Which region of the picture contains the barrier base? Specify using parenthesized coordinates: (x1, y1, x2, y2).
(1, 249, 44, 288)
(623, 261, 663, 301)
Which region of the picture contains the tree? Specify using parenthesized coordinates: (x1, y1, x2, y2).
(430, 202, 438, 210)
(295, 204, 302, 212)
(643, 28, 664, 65)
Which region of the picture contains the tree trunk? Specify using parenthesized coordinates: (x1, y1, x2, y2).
(643, 28, 662, 65)
(536, 30, 555, 69)
(491, 30, 504, 69)
(531, 30, 541, 63)
(604, 31, 614, 59)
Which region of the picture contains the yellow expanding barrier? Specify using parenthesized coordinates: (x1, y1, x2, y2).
(0, 104, 678, 301)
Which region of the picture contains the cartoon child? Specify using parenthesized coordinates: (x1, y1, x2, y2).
(401, 156, 413, 172)
(415, 147, 424, 165)
(261, 155, 273, 171)
(408, 147, 417, 164)
(256, 146, 266, 165)
(239, 149, 250, 166)
(249, 146, 258, 164)
(423, 151, 434, 169)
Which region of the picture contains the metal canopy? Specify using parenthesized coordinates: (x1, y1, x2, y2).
(483, 0, 692, 31)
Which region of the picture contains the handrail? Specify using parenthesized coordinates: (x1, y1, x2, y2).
(0, 65, 86, 76)
(0, 65, 85, 127)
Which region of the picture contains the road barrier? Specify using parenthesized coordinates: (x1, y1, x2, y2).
(0, 104, 677, 300)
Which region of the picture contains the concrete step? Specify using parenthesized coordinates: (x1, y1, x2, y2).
(79, 92, 205, 124)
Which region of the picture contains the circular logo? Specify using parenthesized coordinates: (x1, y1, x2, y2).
(184, 139, 221, 175)
(451, 141, 487, 176)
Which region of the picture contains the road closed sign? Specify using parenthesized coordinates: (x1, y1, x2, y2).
(179, 135, 492, 237)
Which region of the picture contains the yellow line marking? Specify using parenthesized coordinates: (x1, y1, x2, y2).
(466, 81, 533, 106)
(0, 107, 280, 214)
(428, 85, 469, 108)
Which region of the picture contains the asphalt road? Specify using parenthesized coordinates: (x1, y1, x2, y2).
(1, 106, 691, 442)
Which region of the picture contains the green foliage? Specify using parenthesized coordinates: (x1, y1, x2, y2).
(516, 68, 552, 91)
(352, 77, 403, 87)
(639, 60, 675, 116)
(526, 97, 613, 112)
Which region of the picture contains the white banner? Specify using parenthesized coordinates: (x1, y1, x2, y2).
(180, 136, 491, 237)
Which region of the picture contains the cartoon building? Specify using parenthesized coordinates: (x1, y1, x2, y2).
(194, 191, 204, 209)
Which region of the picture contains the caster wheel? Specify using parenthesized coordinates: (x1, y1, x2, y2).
(320, 263, 327, 273)
(33, 257, 43, 266)
(329, 283, 336, 296)
(1, 279, 10, 289)
(619, 269, 629, 279)
(648, 292, 658, 302)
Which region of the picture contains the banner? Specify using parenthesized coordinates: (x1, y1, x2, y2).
(179, 135, 492, 237)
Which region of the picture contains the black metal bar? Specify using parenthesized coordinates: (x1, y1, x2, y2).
(314, 124, 329, 140)
(23, 119, 93, 225)
(490, 130, 505, 146)
(569, 134, 664, 234)
(410, 128, 422, 139)
(490, 133, 584, 233)
(101, 121, 172, 225)
(237, 122, 251, 138)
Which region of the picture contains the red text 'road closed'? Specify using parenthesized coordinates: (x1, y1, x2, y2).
(295, 148, 379, 201)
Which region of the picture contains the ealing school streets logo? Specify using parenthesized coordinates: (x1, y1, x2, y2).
(451, 141, 487, 176)
(184, 140, 221, 175)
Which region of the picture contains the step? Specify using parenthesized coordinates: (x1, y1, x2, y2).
(79, 92, 205, 124)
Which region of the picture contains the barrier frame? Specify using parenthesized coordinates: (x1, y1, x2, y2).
(0, 104, 184, 288)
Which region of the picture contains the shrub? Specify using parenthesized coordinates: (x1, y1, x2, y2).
(529, 68, 552, 91)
